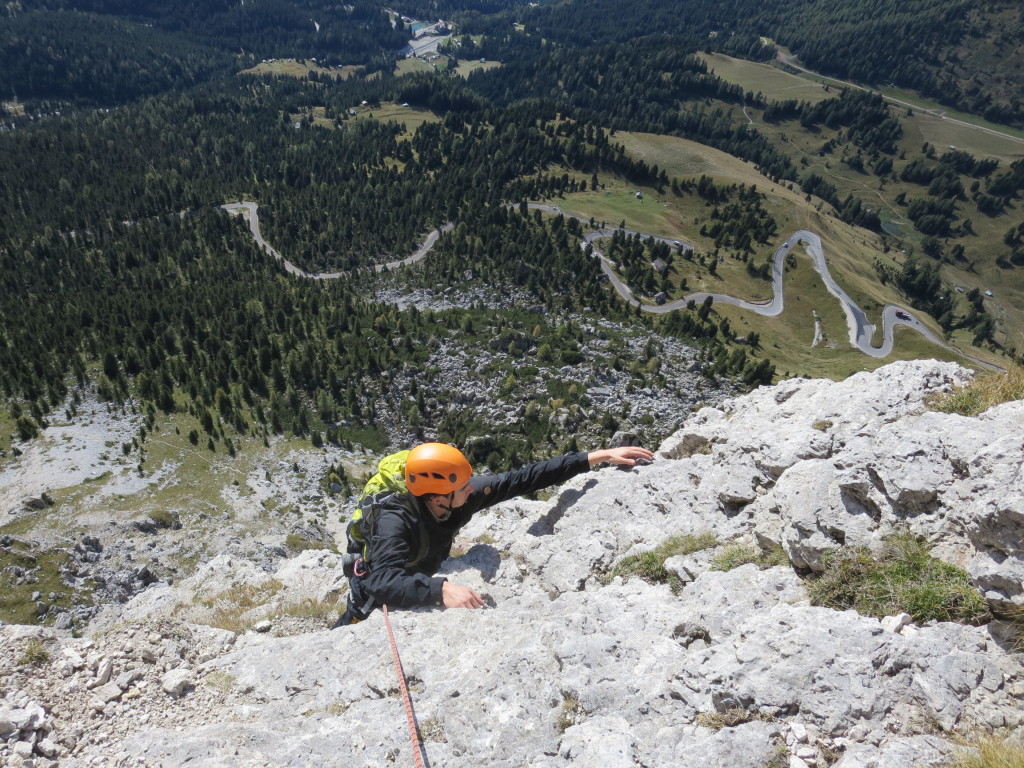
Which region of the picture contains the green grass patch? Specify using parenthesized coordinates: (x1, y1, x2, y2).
(454, 59, 501, 78)
(880, 87, 1024, 161)
(0, 539, 93, 626)
(285, 532, 334, 555)
(698, 52, 834, 106)
(608, 532, 718, 586)
(927, 366, 1024, 416)
(807, 533, 988, 625)
(180, 579, 283, 633)
(586, 233, 777, 306)
(98, 415, 252, 517)
(289, 101, 441, 137)
(547, 177, 781, 304)
(0, 510, 55, 538)
(287, 105, 339, 129)
(611, 131, 810, 217)
(548, 180, 687, 241)
(395, 57, 434, 76)
(710, 542, 789, 571)
(147, 508, 179, 529)
(240, 59, 360, 81)
(372, 102, 443, 136)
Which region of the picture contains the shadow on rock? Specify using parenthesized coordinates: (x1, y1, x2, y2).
(527, 480, 596, 536)
(442, 543, 502, 580)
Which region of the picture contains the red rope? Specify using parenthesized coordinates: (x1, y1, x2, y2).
(382, 604, 427, 768)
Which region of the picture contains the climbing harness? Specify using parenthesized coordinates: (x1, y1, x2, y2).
(383, 604, 428, 768)
(341, 553, 370, 579)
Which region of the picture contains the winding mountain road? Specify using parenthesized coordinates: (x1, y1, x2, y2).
(611, 228, 947, 358)
(222, 200, 996, 368)
(221, 201, 453, 278)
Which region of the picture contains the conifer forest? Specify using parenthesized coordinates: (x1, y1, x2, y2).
(2, 0, 1023, 470)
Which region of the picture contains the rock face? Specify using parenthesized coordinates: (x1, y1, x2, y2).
(660, 361, 1023, 611)
(1, 360, 1022, 768)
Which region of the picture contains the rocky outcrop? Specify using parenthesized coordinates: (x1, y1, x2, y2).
(1, 360, 1021, 768)
(659, 361, 1023, 611)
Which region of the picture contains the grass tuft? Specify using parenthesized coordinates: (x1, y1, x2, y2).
(992, 604, 1024, 654)
(944, 734, 1024, 768)
(284, 533, 333, 555)
(18, 638, 51, 667)
(556, 693, 585, 734)
(766, 740, 791, 768)
(204, 670, 236, 693)
(608, 532, 719, 586)
(696, 707, 775, 730)
(928, 367, 1024, 416)
(710, 542, 790, 571)
(807, 533, 988, 625)
(148, 509, 179, 529)
(280, 596, 341, 623)
(174, 579, 341, 632)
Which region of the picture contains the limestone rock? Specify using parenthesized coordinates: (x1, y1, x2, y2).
(2, 360, 1021, 768)
(161, 668, 195, 698)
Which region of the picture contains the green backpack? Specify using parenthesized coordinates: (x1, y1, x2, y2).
(344, 450, 430, 571)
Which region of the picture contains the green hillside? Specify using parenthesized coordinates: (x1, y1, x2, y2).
(1, 0, 1023, 475)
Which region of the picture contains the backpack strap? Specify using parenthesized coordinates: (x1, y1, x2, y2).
(405, 503, 432, 571)
(348, 491, 432, 570)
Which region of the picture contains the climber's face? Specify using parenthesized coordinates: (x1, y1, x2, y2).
(426, 481, 473, 521)
(451, 480, 473, 509)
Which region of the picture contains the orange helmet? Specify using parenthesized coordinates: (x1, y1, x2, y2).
(404, 443, 472, 496)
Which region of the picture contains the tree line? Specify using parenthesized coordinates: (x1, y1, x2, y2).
(3, 0, 405, 106)
(444, 0, 1022, 129)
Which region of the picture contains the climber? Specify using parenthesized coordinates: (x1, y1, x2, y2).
(332, 441, 654, 627)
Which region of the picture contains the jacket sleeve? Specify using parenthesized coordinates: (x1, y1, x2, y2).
(362, 507, 446, 608)
(466, 451, 591, 513)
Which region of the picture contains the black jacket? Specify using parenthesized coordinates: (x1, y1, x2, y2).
(362, 451, 592, 608)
